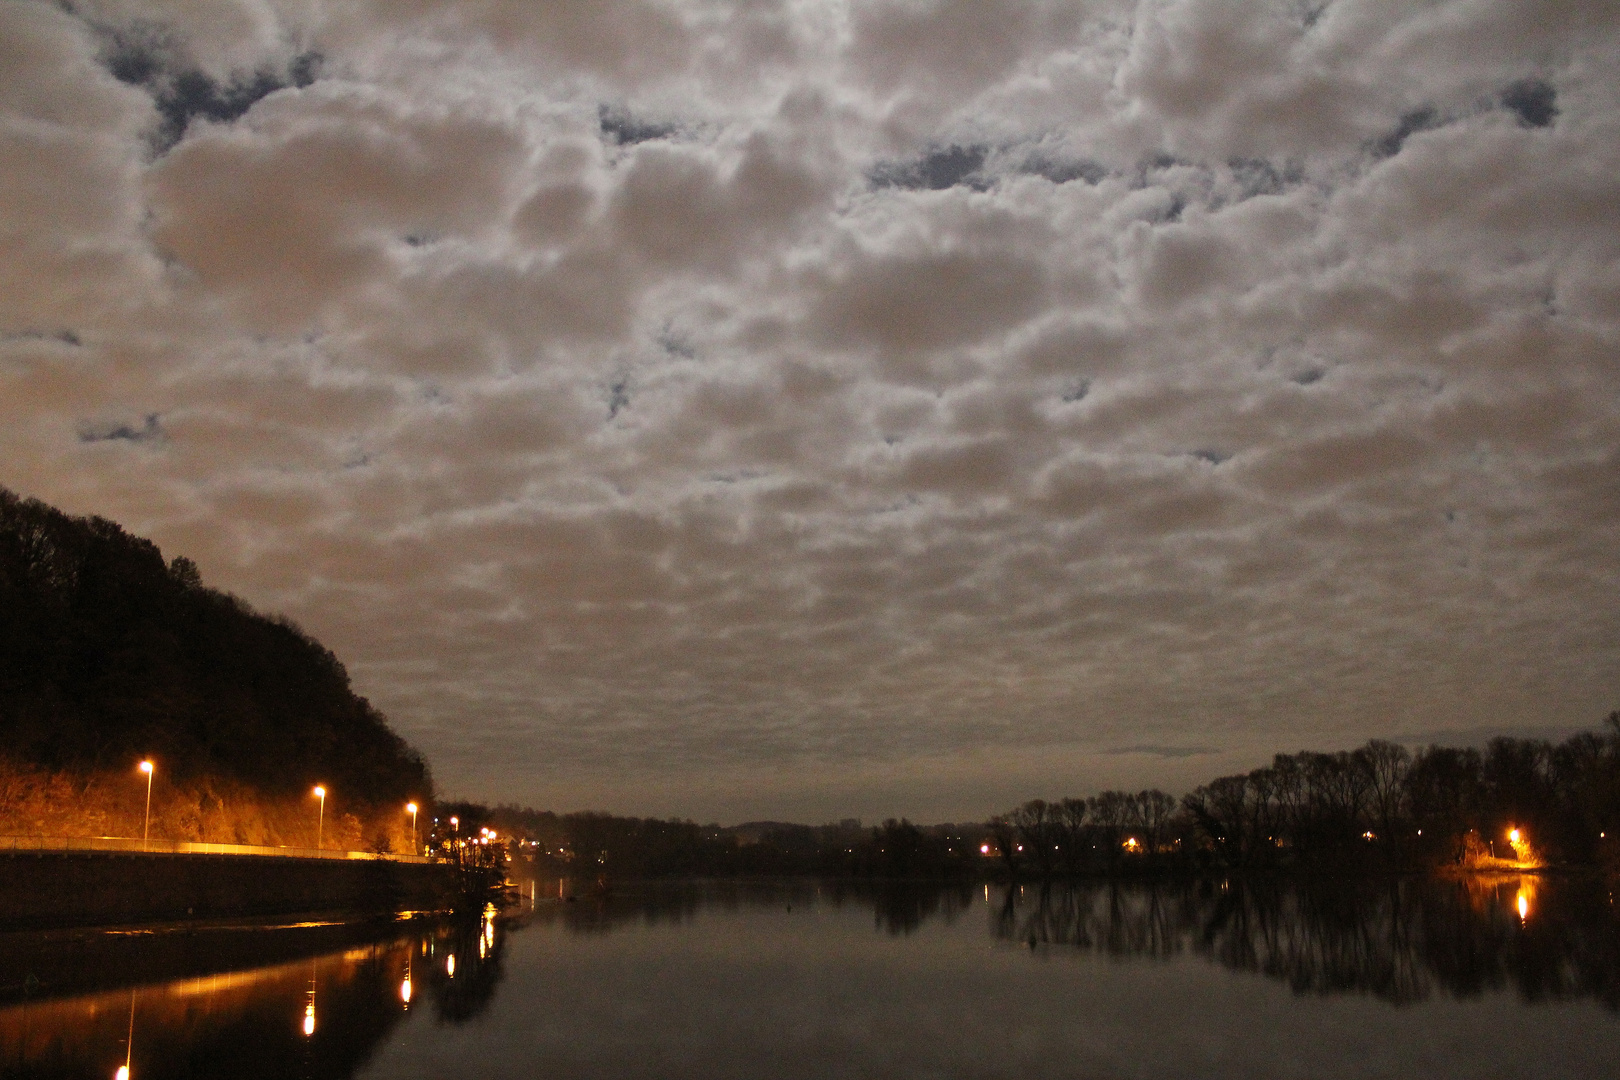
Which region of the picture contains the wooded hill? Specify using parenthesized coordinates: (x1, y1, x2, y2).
(0, 486, 431, 849)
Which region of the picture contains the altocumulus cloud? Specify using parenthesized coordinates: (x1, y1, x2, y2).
(1, 0, 1617, 822)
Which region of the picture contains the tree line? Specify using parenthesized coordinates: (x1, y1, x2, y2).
(470, 718, 1620, 882)
(991, 719, 1620, 873)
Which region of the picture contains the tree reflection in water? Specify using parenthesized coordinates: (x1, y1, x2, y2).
(991, 874, 1620, 1008)
(424, 906, 508, 1024)
(526, 879, 980, 938)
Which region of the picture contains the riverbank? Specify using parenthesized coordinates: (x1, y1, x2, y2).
(0, 850, 467, 930)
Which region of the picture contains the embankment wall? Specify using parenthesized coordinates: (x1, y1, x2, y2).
(0, 851, 465, 928)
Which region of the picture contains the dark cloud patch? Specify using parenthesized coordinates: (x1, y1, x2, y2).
(607, 378, 631, 420)
(1134, 152, 1186, 180)
(1061, 380, 1091, 403)
(1188, 449, 1229, 466)
(599, 104, 676, 146)
(1291, 368, 1324, 385)
(1021, 156, 1107, 186)
(657, 326, 696, 359)
(1501, 78, 1557, 129)
(1105, 745, 1221, 759)
(100, 19, 175, 87)
(77, 414, 164, 445)
(1372, 106, 1442, 160)
(872, 145, 989, 191)
(96, 23, 320, 154)
(1228, 158, 1299, 199)
(2, 329, 81, 347)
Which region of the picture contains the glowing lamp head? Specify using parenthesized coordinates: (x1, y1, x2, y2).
(117, 1068, 129, 1080)
(313, 786, 326, 799)
(1509, 828, 1521, 844)
(406, 802, 418, 814)
(139, 760, 153, 775)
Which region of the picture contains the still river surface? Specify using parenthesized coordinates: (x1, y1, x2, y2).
(3, 874, 1619, 1079)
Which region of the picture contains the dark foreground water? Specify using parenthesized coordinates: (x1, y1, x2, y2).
(4, 874, 1620, 1079)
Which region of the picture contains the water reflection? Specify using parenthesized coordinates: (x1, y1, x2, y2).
(0, 912, 512, 1079)
(524, 879, 980, 938)
(991, 873, 1620, 1008)
(4, 876, 1618, 1077)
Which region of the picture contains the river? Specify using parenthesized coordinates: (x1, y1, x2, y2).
(4, 873, 1618, 1078)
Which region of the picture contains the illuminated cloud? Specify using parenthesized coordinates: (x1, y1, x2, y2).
(1, 0, 1616, 821)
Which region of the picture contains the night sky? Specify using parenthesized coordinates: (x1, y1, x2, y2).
(2, 0, 1616, 823)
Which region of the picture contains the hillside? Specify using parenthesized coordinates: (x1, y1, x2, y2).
(0, 486, 431, 849)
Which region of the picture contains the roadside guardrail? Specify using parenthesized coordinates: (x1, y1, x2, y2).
(0, 834, 436, 863)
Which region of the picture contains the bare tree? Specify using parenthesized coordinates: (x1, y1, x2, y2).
(1011, 799, 1060, 875)
(1056, 797, 1090, 874)
(1361, 740, 1411, 843)
(1135, 790, 1178, 853)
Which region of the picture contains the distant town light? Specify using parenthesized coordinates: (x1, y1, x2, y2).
(303, 1000, 316, 1036)
(400, 976, 412, 1004)
(980, 843, 991, 855)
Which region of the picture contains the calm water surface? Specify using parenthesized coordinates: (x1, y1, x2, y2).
(4, 875, 1619, 1079)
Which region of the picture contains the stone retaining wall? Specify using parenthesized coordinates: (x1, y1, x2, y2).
(0, 850, 466, 928)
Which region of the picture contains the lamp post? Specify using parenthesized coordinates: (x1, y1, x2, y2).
(313, 786, 326, 851)
(138, 761, 154, 852)
(406, 802, 418, 854)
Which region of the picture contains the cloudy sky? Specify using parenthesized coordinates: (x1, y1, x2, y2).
(2, 0, 1617, 822)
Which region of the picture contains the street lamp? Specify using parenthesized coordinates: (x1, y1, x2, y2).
(406, 802, 418, 854)
(313, 786, 326, 851)
(138, 761, 154, 852)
